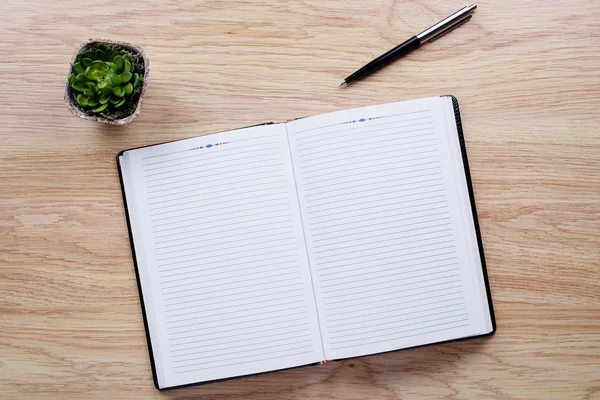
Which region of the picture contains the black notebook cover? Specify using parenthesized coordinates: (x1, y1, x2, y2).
(116, 95, 496, 390)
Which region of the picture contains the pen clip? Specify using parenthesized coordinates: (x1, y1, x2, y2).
(429, 14, 472, 42)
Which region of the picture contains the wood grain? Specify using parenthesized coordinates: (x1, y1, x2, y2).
(1, 0, 599, 398)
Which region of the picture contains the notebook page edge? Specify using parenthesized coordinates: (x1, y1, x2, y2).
(440, 95, 495, 335)
(118, 152, 167, 389)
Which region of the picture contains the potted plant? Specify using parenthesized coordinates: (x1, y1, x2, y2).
(65, 39, 149, 125)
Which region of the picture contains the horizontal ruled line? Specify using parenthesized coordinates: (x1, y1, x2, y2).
(153, 213, 292, 237)
(295, 125, 435, 156)
(148, 179, 285, 208)
(143, 145, 277, 172)
(321, 262, 459, 291)
(166, 298, 306, 322)
(174, 348, 314, 374)
(309, 191, 446, 227)
(159, 250, 298, 274)
(315, 228, 452, 257)
(163, 271, 301, 302)
(297, 135, 436, 165)
(169, 317, 309, 342)
(172, 339, 314, 366)
(307, 193, 446, 220)
(324, 288, 464, 315)
(160, 258, 298, 284)
(312, 202, 448, 237)
(319, 259, 459, 288)
(167, 304, 307, 330)
(329, 319, 470, 348)
(295, 118, 433, 148)
(155, 234, 295, 257)
(169, 312, 309, 337)
(322, 273, 461, 301)
(164, 285, 304, 312)
(306, 182, 443, 217)
(292, 109, 430, 137)
(329, 310, 468, 339)
(163, 273, 301, 300)
(157, 239, 296, 265)
(143, 147, 281, 177)
(142, 139, 279, 167)
(316, 244, 456, 272)
(315, 235, 454, 262)
(151, 193, 289, 222)
(326, 294, 465, 324)
(146, 161, 282, 188)
(298, 141, 438, 177)
(169, 322, 310, 348)
(155, 220, 291, 246)
(302, 158, 439, 189)
(147, 169, 284, 196)
(170, 331, 312, 357)
(171, 332, 312, 359)
(318, 252, 457, 278)
(313, 218, 451, 248)
(326, 299, 465, 327)
(303, 166, 440, 196)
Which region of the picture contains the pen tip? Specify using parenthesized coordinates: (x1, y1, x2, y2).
(338, 81, 347, 87)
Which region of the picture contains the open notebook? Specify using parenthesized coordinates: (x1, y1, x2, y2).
(117, 95, 495, 390)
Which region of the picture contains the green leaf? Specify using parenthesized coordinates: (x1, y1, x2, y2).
(91, 60, 107, 70)
(106, 48, 117, 63)
(71, 81, 87, 92)
(86, 67, 96, 80)
(123, 59, 131, 73)
(114, 98, 126, 109)
(97, 80, 108, 89)
(73, 62, 84, 75)
(120, 72, 132, 84)
(95, 49, 107, 61)
(86, 97, 99, 106)
(106, 61, 118, 71)
(109, 71, 121, 86)
(113, 86, 125, 97)
(68, 73, 76, 84)
(86, 82, 96, 89)
(109, 96, 121, 104)
(92, 102, 109, 113)
(132, 72, 140, 88)
(124, 83, 133, 95)
(83, 89, 95, 97)
(101, 86, 113, 96)
(82, 57, 93, 68)
(76, 94, 89, 106)
(113, 56, 124, 71)
(75, 73, 86, 82)
(99, 95, 110, 104)
(76, 50, 93, 63)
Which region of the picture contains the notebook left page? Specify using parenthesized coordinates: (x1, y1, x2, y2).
(119, 123, 324, 389)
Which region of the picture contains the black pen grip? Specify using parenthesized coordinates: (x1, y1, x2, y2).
(344, 36, 420, 84)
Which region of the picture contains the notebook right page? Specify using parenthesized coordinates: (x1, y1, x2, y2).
(286, 97, 492, 360)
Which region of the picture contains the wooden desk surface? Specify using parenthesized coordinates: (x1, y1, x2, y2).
(1, 0, 599, 398)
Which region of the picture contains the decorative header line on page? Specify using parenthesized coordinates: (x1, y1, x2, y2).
(190, 141, 231, 151)
(341, 116, 386, 125)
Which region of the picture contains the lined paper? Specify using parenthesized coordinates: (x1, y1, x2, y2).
(287, 97, 488, 360)
(121, 123, 323, 388)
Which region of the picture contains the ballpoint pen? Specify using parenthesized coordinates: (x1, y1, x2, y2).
(339, 4, 477, 86)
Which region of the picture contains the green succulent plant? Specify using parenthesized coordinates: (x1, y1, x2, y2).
(68, 46, 142, 114)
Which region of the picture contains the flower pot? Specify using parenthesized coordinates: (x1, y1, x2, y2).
(65, 38, 149, 125)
